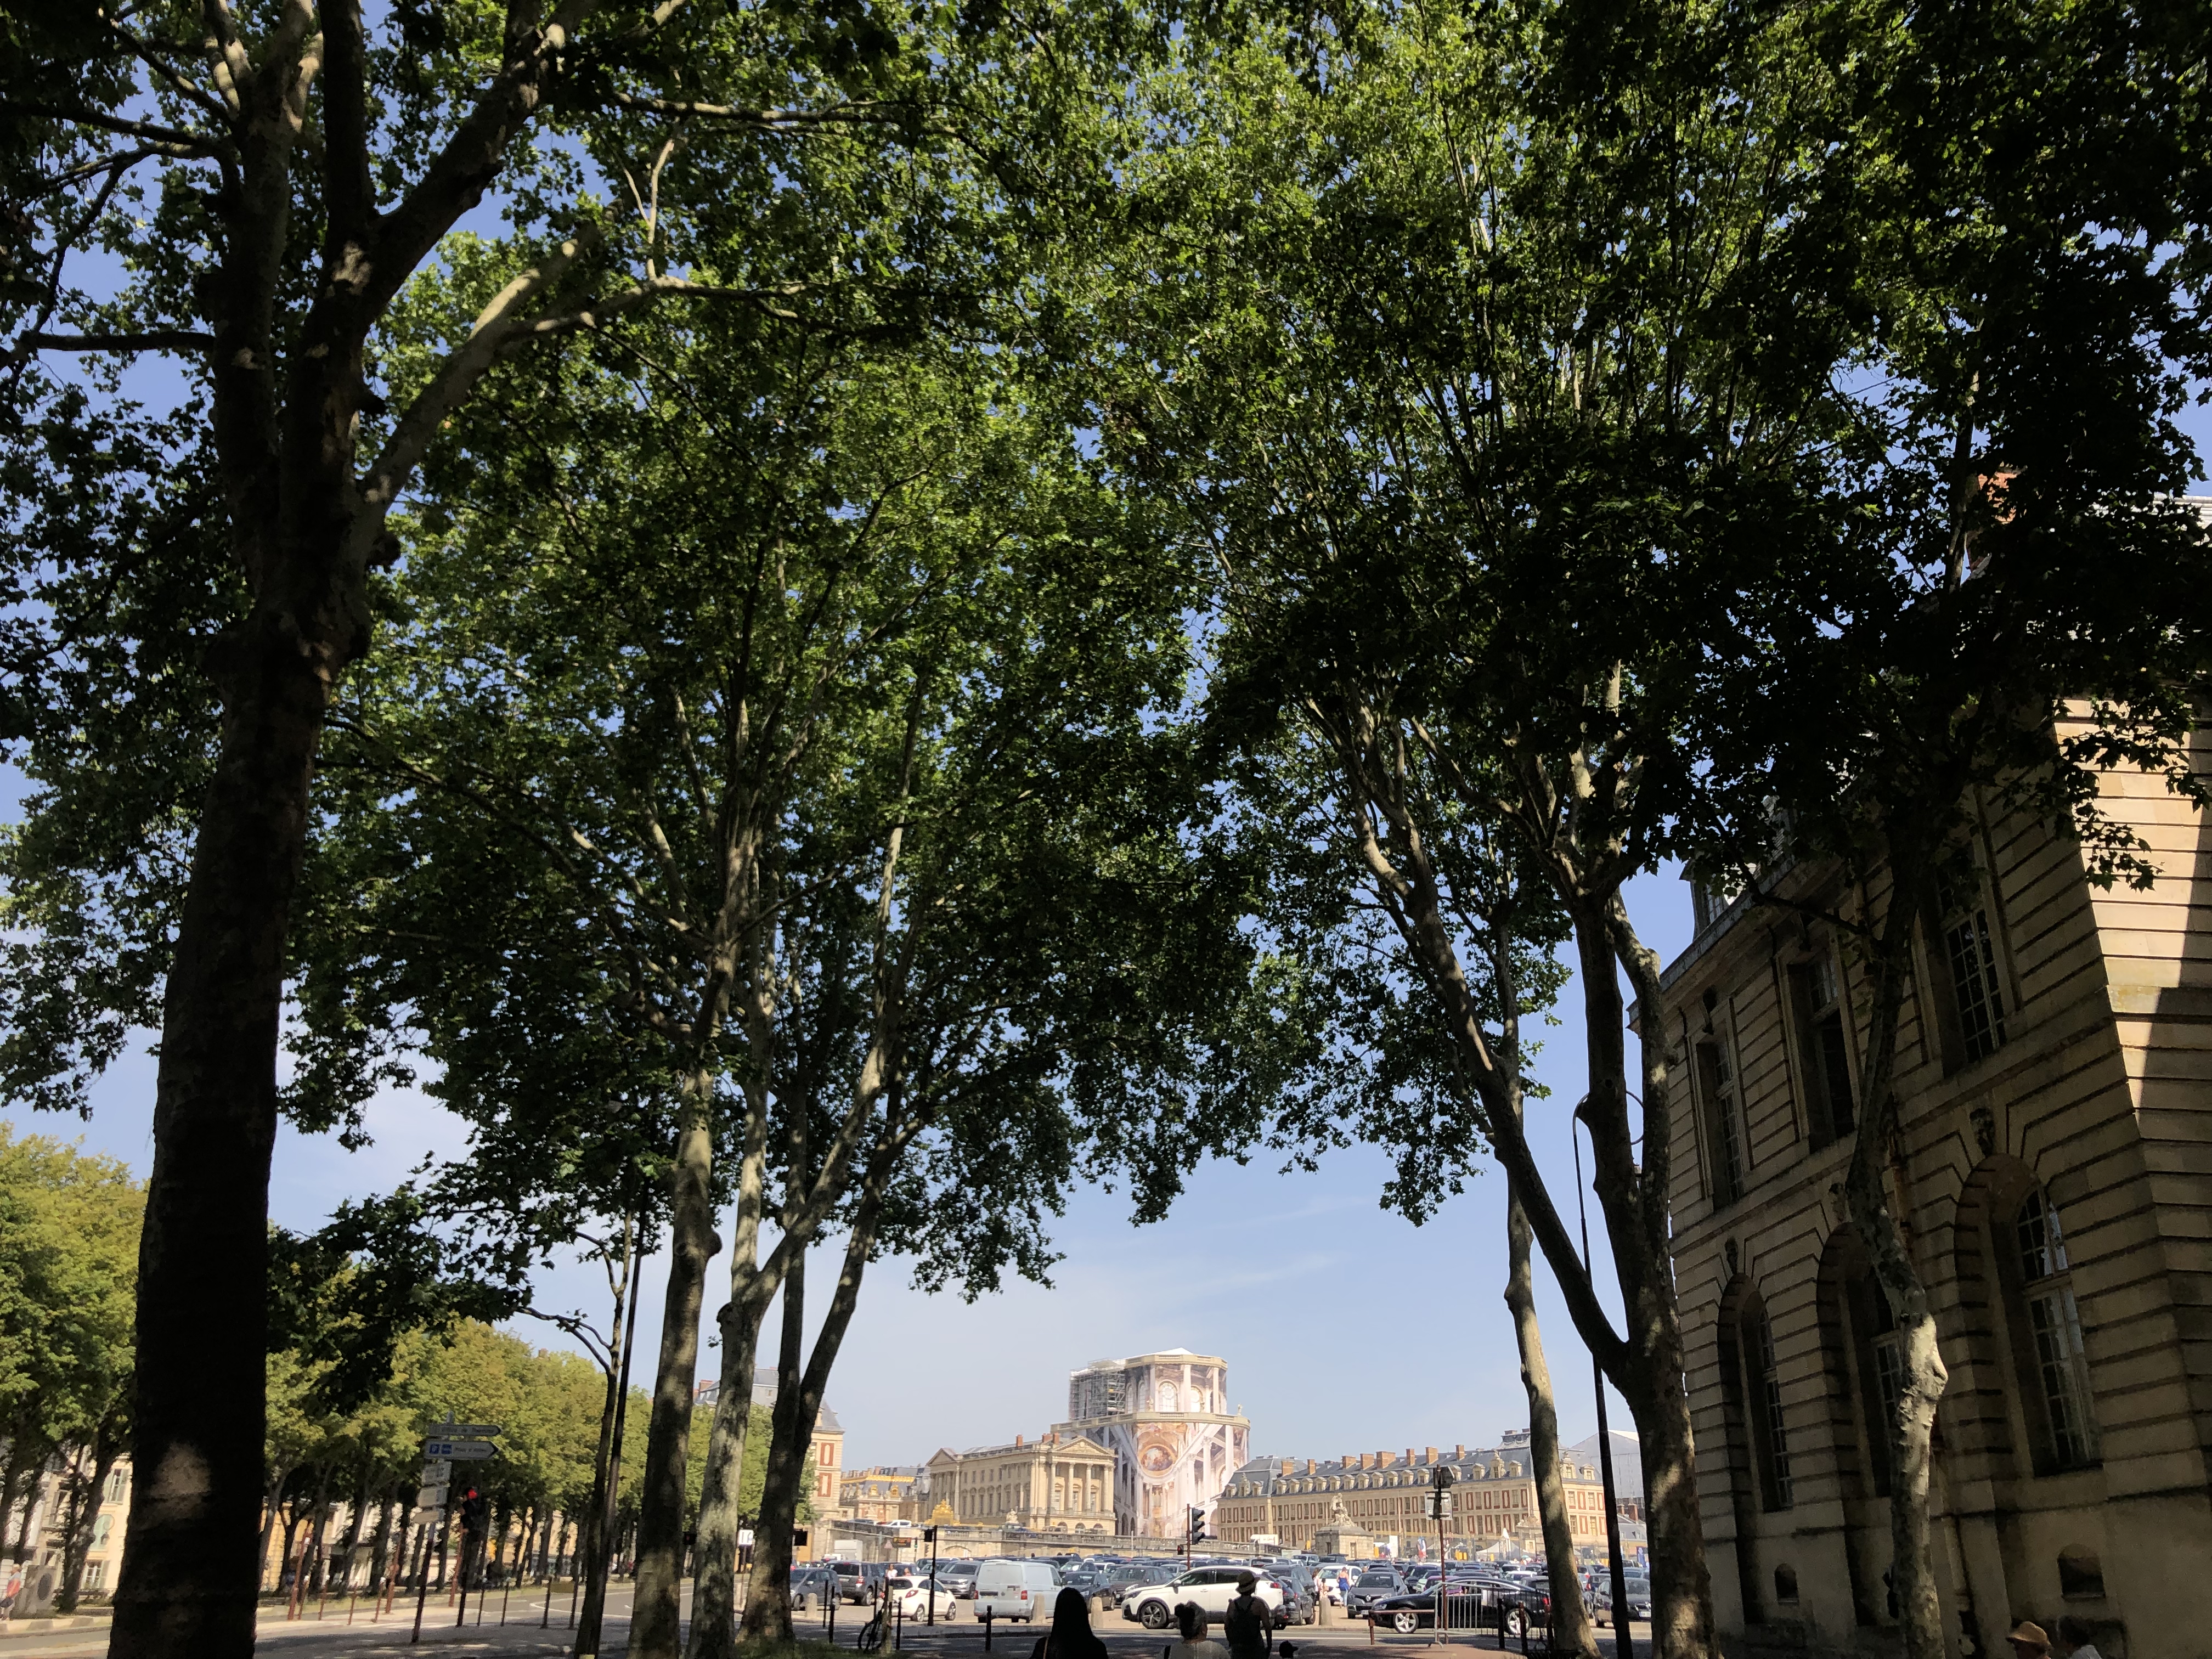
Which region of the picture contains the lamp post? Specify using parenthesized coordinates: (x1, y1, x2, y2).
(924, 1527, 940, 1627)
(1575, 1120, 1634, 1659)
(1427, 1463, 1456, 1646)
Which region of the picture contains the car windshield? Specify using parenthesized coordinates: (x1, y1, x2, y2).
(1358, 1573, 1397, 1587)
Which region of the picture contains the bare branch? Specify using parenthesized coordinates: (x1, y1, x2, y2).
(7, 103, 225, 155)
(2, 329, 213, 365)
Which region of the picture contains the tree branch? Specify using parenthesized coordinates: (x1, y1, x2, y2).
(2, 329, 213, 365)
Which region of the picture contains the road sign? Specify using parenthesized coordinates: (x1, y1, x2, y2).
(420, 1458, 451, 1482)
(428, 1423, 503, 1439)
(425, 1438, 497, 1461)
(416, 1484, 448, 1510)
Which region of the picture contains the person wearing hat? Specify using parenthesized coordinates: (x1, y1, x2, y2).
(1224, 1572, 1273, 1659)
(2008, 1620, 2051, 1659)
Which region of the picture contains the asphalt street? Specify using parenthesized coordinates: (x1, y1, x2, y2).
(0, 1590, 1652, 1659)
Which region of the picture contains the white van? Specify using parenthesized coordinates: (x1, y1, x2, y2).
(974, 1558, 1060, 1622)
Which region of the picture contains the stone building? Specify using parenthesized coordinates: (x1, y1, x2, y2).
(837, 1465, 928, 1525)
(1660, 728, 2211, 1659)
(925, 1431, 1116, 1532)
(697, 1368, 845, 1510)
(1054, 1350, 1250, 1538)
(1212, 1436, 1614, 1556)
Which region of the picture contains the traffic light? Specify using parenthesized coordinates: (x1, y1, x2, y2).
(458, 1487, 489, 1538)
(922, 1527, 939, 1544)
(793, 1528, 809, 1547)
(1188, 1506, 1207, 1545)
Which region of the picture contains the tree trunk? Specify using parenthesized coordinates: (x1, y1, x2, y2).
(1600, 913, 1716, 1659)
(302, 1464, 334, 1594)
(332, 1462, 371, 1591)
(687, 1076, 782, 1659)
(742, 1194, 884, 1643)
(629, 1068, 724, 1659)
(579, 1214, 646, 1658)
(255, 1464, 295, 1594)
(1508, 1176, 1598, 1659)
(366, 1492, 393, 1594)
(738, 1249, 809, 1643)
(1841, 877, 1948, 1659)
(0, 1437, 36, 1564)
(110, 577, 349, 1656)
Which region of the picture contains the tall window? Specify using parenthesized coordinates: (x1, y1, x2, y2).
(1938, 866, 2008, 1063)
(1699, 1034, 1746, 1206)
(1795, 950, 1857, 1143)
(1742, 1306, 1795, 1510)
(2017, 1190, 2098, 1469)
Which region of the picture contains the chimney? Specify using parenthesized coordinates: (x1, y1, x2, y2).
(1345, 1455, 1356, 1468)
(1015, 1434, 1024, 1447)
(1359, 1453, 1374, 1469)
(1454, 1444, 1465, 1458)
(1406, 1447, 1416, 1464)
(1425, 1447, 1439, 1462)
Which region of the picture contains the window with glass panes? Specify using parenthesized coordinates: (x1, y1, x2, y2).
(1938, 865, 2008, 1063)
(1750, 1308, 1794, 1509)
(1796, 951, 1857, 1141)
(1699, 1036, 1745, 1205)
(2016, 1190, 2097, 1469)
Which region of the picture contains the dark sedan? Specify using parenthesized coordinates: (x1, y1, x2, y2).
(1345, 1570, 1406, 1618)
(1590, 1573, 1652, 1626)
(1367, 1578, 1549, 1638)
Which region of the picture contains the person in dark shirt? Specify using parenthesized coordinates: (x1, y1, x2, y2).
(1224, 1572, 1272, 1659)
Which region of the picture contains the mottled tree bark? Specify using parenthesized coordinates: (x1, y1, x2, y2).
(628, 1070, 724, 1659)
(738, 1250, 809, 1644)
(1508, 1177, 1598, 1659)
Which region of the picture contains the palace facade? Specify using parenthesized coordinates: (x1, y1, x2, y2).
(1661, 724, 2212, 1659)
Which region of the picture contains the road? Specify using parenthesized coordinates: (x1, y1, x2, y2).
(0, 1592, 1652, 1659)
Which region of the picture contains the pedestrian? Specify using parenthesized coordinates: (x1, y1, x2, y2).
(1031, 1587, 1110, 1659)
(2008, 1621, 2052, 1659)
(1224, 1571, 1272, 1659)
(0, 1565, 18, 1626)
(2058, 1618, 2103, 1659)
(1166, 1600, 1231, 1659)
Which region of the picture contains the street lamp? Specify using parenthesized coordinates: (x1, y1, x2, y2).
(1426, 1463, 1457, 1646)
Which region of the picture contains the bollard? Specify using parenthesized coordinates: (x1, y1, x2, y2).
(1368, 1615, 1377, 1646)
(985, 1603, 995, 1651)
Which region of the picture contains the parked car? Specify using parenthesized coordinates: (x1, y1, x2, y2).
(1345, 1569, 1406, 1618)
(1590, 1574, 1652, 1626)
(975, 1558, 1062, 1622)
(1122, 1566, 1288, 1632)
(1365, 1575, 1548, 1639)
(939, 1560, 983, 1598)
(821, 1560, 868, 1604)
(887, 1574, 962, 1621)
(1104, 1562, 1180, 1606)
(789, 1567, 839, 1612)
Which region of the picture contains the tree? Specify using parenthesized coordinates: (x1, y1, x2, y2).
(0, 1125, 141, 1601)
(1092, 5, 1849, 1650)
(286, 272, 1268, 1654)
(1675, 3, 2212, 1652)
(0, 1, 1099, 1645)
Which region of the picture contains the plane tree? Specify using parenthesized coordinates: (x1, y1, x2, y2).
(0, 2, 1160, 1645)
(1674, 3, 2212, 1651)
(1090, 5, 1849, 1651)
(283, 279, 1272, 1654)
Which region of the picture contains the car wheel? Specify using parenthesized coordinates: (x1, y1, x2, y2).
(1392, 1612, 1421, 1634)
(1139, 1601, 1172, 1630)
(1504, 1609, 1529, 1639)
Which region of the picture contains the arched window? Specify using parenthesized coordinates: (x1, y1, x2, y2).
(2013, 1189, 2097, 1470)
(1741, 1302, 1795, 1510)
